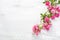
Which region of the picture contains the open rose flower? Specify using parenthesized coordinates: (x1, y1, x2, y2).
(32, 24, 40, 35)
(48, 6, 56, 14)
(50, 8, 56, 14)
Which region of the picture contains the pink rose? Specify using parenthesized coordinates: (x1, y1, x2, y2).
(51, 15, 55, 20)
(44, 16, 50, 22)
(45, 1, 51, 7)
(48, 6, 56, 14)
(36, 30, 40, 35)
(55, 13, 59, 17)
(56, 6, 60, 12)
(59, 12, 60, 16)
(43, 22, 48, 27)
(45, 24, 51, 30)
(32, 24, 40, 35)
(43, 23, 51, 31)
(51, 8, 56, 14)
(48, 6, 54, 10)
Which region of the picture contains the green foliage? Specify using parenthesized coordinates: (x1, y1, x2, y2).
(49, 0, 57, 5)
(58, 0, 60, 4)
(49, 0, 60, 4)
(49, 0, 56, 2)
(47, 13, 52, 18)
(40, 13, 47, 20)
(40, 11, 52, 19)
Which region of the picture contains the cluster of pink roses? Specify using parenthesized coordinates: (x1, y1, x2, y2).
(32, 1, 60, 36)
(46, 1, 60, 19)
(43, 16, 52, 30)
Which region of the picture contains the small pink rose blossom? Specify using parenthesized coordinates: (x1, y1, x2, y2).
(43, 22, 48, 28)
(55, 13, 59, 17)
(51, 8, 56, 14)
(51, 15, 55, 20)
(44, 16, 50, 22)
(48, 6, 54, 10)
(56, 6, 60, 12)
(43, 22, 48, 27)
(35, 31, 39, 36)
(43, 23, 51, 31)
(45, 1, 51, 7)
(45, 24, 51, 30)
(32, 24, 40, 35)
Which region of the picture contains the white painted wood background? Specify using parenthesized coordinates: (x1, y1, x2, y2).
(0, 0, 60, 40)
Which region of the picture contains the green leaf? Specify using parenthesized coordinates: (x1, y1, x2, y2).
(40, 14, 44, 20)
(40, 13, 47, 20)
(58, 0, 60, 4)
(49, 0, 57, 5)
(49, 0, 56, 2)
(54, 0, 57, 2)
(47, 13, 52, 18)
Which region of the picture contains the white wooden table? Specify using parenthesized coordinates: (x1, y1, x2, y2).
(0, 0, 60, 40)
